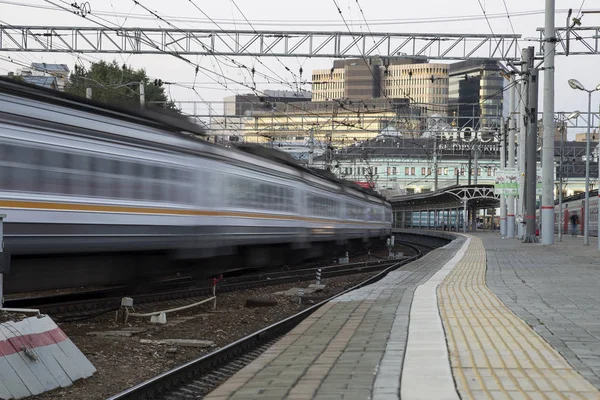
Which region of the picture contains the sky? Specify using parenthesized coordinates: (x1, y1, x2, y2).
(1, 0, 600, 133)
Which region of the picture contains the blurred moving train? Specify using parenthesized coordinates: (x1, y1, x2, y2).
(0, 78, 391, 290)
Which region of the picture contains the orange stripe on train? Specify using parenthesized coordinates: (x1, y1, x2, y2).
(0, 199, 389, 226)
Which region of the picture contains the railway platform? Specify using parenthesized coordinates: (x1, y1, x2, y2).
(205, 232, 600, 400)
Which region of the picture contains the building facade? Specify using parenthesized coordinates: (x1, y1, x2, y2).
(223, 90, 311, 116)
(448, 60, 504, 129)
(311, 58, 449, 116)
(314, 136, 592, 198)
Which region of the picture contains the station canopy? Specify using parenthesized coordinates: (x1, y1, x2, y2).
(388, 185, 499, 211)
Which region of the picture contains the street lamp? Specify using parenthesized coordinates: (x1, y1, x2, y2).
(567, 79, 600, 246)
(556, 111, 580, 242)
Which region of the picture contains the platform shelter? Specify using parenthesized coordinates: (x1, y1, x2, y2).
(388, 185, 499, 232)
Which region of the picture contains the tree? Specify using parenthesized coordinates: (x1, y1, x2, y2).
(65, 60, 178, 111)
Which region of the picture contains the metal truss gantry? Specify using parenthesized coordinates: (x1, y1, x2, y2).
(538, 26, 600, 56)
(0, 26, 520, 60)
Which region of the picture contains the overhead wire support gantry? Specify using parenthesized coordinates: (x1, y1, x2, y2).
(537, 26, 600, 55)
(0, 26, 521, 60)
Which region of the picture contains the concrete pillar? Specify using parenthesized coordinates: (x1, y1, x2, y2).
(463, 202, 468, 233)
(507, 75, 517, 238)
(455, 208, 460, 232)
(500, 119, 507, 237)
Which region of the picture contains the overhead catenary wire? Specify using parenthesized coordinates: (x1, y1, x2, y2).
(185, 0, 304, 94)
(0, 1, 574, 27)
(501, 0, 521, 54)
(129, 0, 323, 121)
(229, 0, 306, 90)
(132, 0, 302, 93)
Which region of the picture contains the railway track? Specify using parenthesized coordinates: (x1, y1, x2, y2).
(5, 241, 424, 321)
(105, 246, 422, 400)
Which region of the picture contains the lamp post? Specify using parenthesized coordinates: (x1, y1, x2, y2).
(557, 111, 580, 242)
(567, 79, 600, 246)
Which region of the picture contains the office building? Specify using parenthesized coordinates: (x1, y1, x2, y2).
(311, 58, 449, 116)
(448, 60, 504, 130)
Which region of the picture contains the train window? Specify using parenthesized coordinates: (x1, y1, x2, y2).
(41, 169, 65, 194)
(70, 153, 90, 172)
(93, 158, 113, 175)
(132, 163, 143, 178)
(307, 194, 339, 218)
(69, 170, 90, 196)
(17, 146, 41, 166)
(42, 149, 66, 169)
(13, 166, 38, 192)
(0, 165, 16, 191)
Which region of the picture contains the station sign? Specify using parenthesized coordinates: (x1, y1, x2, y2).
(438, 127, 500, 143)
(495, 168, 542, 196)
(495, 168, 518, 195)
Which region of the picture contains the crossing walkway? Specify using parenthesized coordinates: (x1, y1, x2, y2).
(205, 232, 600, 399)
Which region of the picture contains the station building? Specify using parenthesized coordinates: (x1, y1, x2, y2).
(314, 134, 595, 199)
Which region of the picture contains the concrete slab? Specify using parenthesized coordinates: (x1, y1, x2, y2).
(139, 339, 215, 348)
(0, 315, 95, 399)
(278, 288, 317, 296)
(87, 331, 139, 337)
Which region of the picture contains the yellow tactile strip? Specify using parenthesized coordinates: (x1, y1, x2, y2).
(438, 236, 600, 400)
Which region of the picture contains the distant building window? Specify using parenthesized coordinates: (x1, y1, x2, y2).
(392, 167, 397, 175)
(405, 167, 410, 175)
(421, 167, 426, 175)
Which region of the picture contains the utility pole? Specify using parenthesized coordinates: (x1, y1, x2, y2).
(433, 133, 439, 191)
(500, 120, 507, 237)
(558, 123, 565, 241)
(308, 128, 315, 167)
(517, 78, 528, 239)
(325, 131, 333, 171)
(524, 46, 539, 243)
(139, 81, 145, 106)
(474, 142, 479, 185)
(507, 75, 517, 238)
(541, 0, 556, 245)
(468, 151, 472, 185)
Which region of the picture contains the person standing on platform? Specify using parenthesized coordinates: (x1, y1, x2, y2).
(570, 212, 579, 237)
